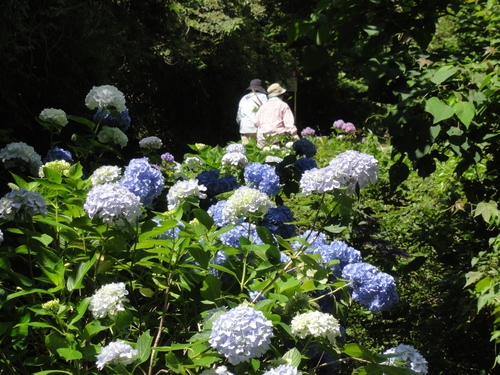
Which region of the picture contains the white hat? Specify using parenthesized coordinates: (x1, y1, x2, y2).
(267, 83, 286, 97)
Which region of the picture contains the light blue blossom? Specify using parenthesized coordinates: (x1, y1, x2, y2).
(84, 183, 142, 227)
(96, 341, 137, 370)
(263, 365, 301, 375)
(120, 158, 165, 207)
(328, 150, 378, 194)
(219, 223, 264, 249)
(43, 146, 73, 163)
(90, 165, 122, 186)
(244, 162, 280, 196)
(308, 240, 362, 275)
(225, 143, 246, 155)
(291, 230, 328, 251)
(0, 188, 48, 221)
(0, 142, 42, 175)
(209, 304, 273, 365)
(382, 344, 428, 374)
(207, 200, 230, 227)
(139, 136, 163, 150)
(299, 166, 344, 196)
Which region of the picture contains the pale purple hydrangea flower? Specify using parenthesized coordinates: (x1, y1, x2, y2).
(0, 142, 42, 175)
(329, 150, 378, 194)
(301, 127, 316, 136)
(90, 282, 129, 319)
(222, 186, 275, 224)
(0, 188, 48, 221)
(84, 183, 142, 227)
(96, 341, 137, 370)
(119, 158, 164, 207)
(209, 304, 273, 365)
(85, 85, 126, 112)
(90, 165, 122, 186)
(244, 162, 281, 196)
(225, 144, 246, 155)
(299, 167, 345, 196)
(139, 136, 163, 150)
(382, 344, 428, 374)
(290, 310, 341, 344)
(161, 152, 175, 163)
(97, 126, 128, 148)
(39, 108, 68, 127)
(333, 119, 356, 133)
(222, 152, 248, 168)
(167, 179, 207, 210)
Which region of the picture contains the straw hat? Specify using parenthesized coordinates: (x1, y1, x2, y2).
(267, 83, 286, 97)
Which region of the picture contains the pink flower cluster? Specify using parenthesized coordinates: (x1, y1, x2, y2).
(332, 119, 356, 133)
(300, 127, 316, 136)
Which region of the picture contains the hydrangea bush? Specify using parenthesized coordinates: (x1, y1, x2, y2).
(0, 85, 428, 375)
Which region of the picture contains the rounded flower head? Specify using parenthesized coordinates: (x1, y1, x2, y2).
(291, 310, 341, 344)
(300, 127, 316, 136)
(265, 156, 283, 164)
(139, 136, 163, 150)
(94, 108, 131, 132)
(382, 344, 428, 374)
(209, 304, 273, 365)
(207, 200, 230, 227)
(222, 186, 275, 224)
(39, 160, 71, 177)
(291, 230, 328, 251)
(222, 152, 248, 168)
(167, 178, 207, 210)
(263, 365, 301, 375)
(299, 167, 345, 196)
(84, 183, 142, 227)
(262, 206, 296, 239)
(119, 158, 165, 207)
(0, 142, 42, 175)
(341, 263, 399, 312)
(97, 126, 128, 148)
(90, 282, 129, 319)
(43, 146, 73, 163)
(328, 150, 378, 194)
(225, 143, 246, 155)
(161, 152, 175, 163)
(39, 108, 68, 127)
(244, 162, 281, 196)
(294, 158, 317, 174)
(197, 170, 238, 198)
(0, 188, 48, 221)
(292, 138, 317, 158)
(90, 165, 122, 186)
(85, 85, 126, 112)
(308, 240, 362, 276)
(96, 341, 137, 370)
(333, 119, 356, 133)
(219, 222, 265, 248)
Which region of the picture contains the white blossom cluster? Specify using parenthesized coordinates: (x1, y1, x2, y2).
(97, 126, 128, 148)
(85, 85, 126, 112)
(96, 341, 137, 370)
(89, 165, 122, 186)
(39, 108, 68, 127)
(139, 136, 163, 150)
(0, 188, 48, 221)
(222, 152, 248, 168)
(0, 142, 43, 175)
(328, 150, 378, 194)
(184, 156, 204, 169)
(209, 304, 273, 365)
(84, 183, 142, 227)
(290, 310, 341, 344)
(167, 178, 207, 210)
(222, 186, 275, 224)
(89, 282, 129, 319)
(201, 366, 235, 375)
(382, 344, 428, 374)
(264, 156, 283, 163)
(299, 166, 345, 195)
(39, 160, 71, 178)
(225, 144, 246, 154)
(263, 365, 301, 375)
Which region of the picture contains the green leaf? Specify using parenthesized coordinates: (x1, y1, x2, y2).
(256, 226, 277, 246)
(430, 66, 458, 85)
(474, 201, 499, 224)
(453, 101, 475, 128)
(67, 253, 97, 291)
(424, 97, 454, 124)
(283, 347, 302, 367)
(56, 347, 83, 361)
(33, 371, 73, 375)
(343, 343, 377, 362)
(200, 274, 221, 300)
(135, 330, 153, 366)
(193, 208, 215, 229)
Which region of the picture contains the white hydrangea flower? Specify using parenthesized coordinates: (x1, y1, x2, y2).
(209, 304, 273, 365)
(382, 344, 428, 374)
(39, 160, 71, 177)
(263, 365, 301, 375)
(225, 144, 246, 155)
(84, 183, 142, 227)
(167, 178, 207, 210)
(200, 366, 235, 375)
(184, 156, 204, 169)
(290, 310, 341, 344)
(139, 136, 163, 150)
(90, 165, 122, 186)
(0, 142, 42, 175)
(39, 108, 68, 127)
(299, 166, 345, 195)
(96, 341, 137, 370)
(222, 152, 248, 168)
(97, 126, 128, 148)
(0, 229, 3, 244)
(85, 85, 126, 112)
(265, 156, 283, 163)
(328, 150, 378, 194)
(90, 282, 129, 319)
(222, 186, 275, 224)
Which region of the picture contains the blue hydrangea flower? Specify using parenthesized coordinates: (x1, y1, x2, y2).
(382, 344, 428, 374)
(219, 223, 264, 249)
(209, 304, 273, 365)
(328, 150, 378, 195)
(244, 162, 281, 196)
(292, 138, 317, 158)
(294, 157, 317, 173)
(94, 108, 131, 132)
(307, 240, 362, 275)
(119, 157, 164, 207)
(291, 230, 328, 251)
(43, 146, 73, 163)
(262, 206, 296, 239)
(263, 365, 300, 375)
(341, 262, 399, 312)
(208, 200, 231, 227)
(0, 188, 48, 221)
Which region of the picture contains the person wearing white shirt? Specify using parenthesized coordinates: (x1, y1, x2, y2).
(236, 79, 268, 145)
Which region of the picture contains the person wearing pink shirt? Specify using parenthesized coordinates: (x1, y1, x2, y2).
(254, 83, 299, 147)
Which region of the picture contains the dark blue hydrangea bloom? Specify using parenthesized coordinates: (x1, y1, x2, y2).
(262, 206, 296, 239)
(341, 262, 399, 312)
(43, 147, 73, 163)
(307, 240, 362, 276)
(294, 157, 317, 173)
(292, 138, 317, 158)
(197, 170, 238, 197)
(119, 157, 165, 207)
(94, 109, 131, 132)
(244, 162, 281, 196)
